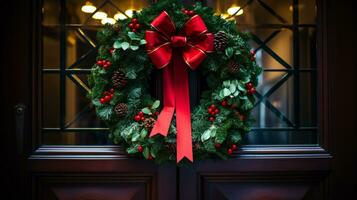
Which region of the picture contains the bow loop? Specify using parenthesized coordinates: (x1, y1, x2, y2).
(146, 11, 214, 69)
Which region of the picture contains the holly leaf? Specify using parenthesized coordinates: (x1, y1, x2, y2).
(128, 32, 138, 40)
(143, 147, 150, 159)
(141, 107, 152, 115)
(225, 47, 234, 58)
(140, 39, 147, 45)
(131, 132, 140, 142)
(229, 84, 236, 93)
(237, 82, 246, 91)
(151, 100, 160, 109)
(126, 70, 137, 79)
(121, 42, 130, 50)
(151, 144, 160, 158)
(210, 127, 217, 137)
(130, 45, 139, 50)
(113, 40, 122, 49)
(201, 129, 211, 142)
(126, 145, 139, 154)
(140, 128, 148, 139)
(223, 80, 231, 87)
(223, 88, 231, 96)
(233, 90, 239, 97)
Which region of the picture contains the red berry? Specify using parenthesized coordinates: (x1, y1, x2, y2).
(184, 10, 189, 15)
(208, 108, 213, 113)
(228, 148, 233, 155)
(231, 103, 237, 109)
(96, 60, 103, 66)
(132, 29, 137, 33)
(188, 10, 194, 16)
(210, 104, 216, 109)
(214, 109, 219, 114)
(103, 64, 109, 69)
(104, 95, 111, 102)
(109, 48, 115, 54)
(132, 18, 138, 24)
(209, 117, 215, 122)
(100, 98, 105, 104)
(181, 8, 186, 12)
(137, 145, 143, 152)
(110, 88, 115, 93)
(110, 93, 114, 98)
(135, 23, 140, 29)
(221, 100, 228, 107)
(215, 143, 221, 148)
(231, 144, 237, 150)
(248, 88, 256, 95)
(245, 82, 253, 89)
(134, 115, 141, 122)
(138, 111, 144, 116)
(141, 116, 145, 121)
(129, 23, 134, 29)
(106, 61, 111, 66)
(154, 111, 159, 116)
(148, 155, 153, 160)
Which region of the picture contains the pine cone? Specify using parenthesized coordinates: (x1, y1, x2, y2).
(114, 103, 128, 118)
(165, 143, 176, 152)
(112, 23, 120, 32)
(214, 31, 229, 51)
(228, 60, 240, 74)
(143, 117, 156, 130)
(112, 69, 127, 88)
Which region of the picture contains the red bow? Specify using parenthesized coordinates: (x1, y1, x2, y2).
(145, 11, 214, 163)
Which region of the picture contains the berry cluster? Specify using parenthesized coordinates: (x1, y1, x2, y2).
(207, 104, 220, 122)
(227, 144, 238, 155)
(96, 59, 112, 69)
(128, 18, 140, 32)
(100, 88, 115, 104)
(133, 111, 159, 122)
(221, 99, 246, 121)
(215, 142, 238, 155)
(245, 82, 256, 95)
(181, 8, 195, 16)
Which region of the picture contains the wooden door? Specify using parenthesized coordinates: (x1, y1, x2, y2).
(3, 0, 356, 199)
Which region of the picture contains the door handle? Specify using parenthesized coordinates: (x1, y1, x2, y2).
(15, 104, 25, 155)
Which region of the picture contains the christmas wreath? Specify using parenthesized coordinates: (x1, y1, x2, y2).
(88, 0, 261, 164)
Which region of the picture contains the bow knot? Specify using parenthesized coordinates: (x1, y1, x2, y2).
(171, 36, 187, 47)
(145, 11, 214, 163)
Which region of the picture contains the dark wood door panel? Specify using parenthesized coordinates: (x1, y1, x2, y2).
(179, 158, 330, 200)
(30, 159, 176, 200)
(36, 175, 149, 200)
(201, 175, 325, 200)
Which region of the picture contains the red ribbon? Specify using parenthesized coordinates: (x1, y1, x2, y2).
(145, 11, 214, 162)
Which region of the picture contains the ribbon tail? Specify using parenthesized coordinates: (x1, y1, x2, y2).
(173, 50, 193, 163)
(150, 65, 175, 137)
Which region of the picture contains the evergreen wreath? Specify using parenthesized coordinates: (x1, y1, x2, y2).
(88, 0, 261, 164)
